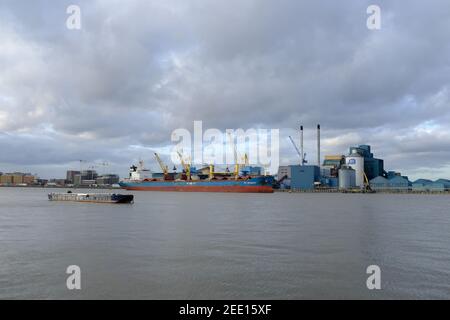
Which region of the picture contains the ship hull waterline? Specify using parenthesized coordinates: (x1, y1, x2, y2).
(120, 185, 273, 193)
(119, 176, 274, 193)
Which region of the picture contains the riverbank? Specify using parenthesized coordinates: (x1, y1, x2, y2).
(275, 189, 450, 195)
(0, 185, 120, 190)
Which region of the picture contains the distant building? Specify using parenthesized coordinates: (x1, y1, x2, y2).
(23, 175, 35, 185)
(47, 179, 66, 186)
(80, 179, 97, 186)
(36, 179, 48, 186)
(12, 174, 24, 184)
(73, 170, 98, 186)
(81, 170, 97, 180)
(66, 170, 81, 184)
(0, 172, 35, 185)
(73, 174, 82, 186)
(96, 174, 120, 185)
(0, 174, 13, 184)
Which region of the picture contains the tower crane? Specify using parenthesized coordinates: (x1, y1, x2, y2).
(93, 161, 109, 175)
(78, 159, 87, 171)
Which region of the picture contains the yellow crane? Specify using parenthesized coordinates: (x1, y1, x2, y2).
(154, 153, 168, 176)
(228, 132, 241, 180)
(209, 165, 215, 180)
(177, 150, 191, 180)
(363, 172, 372, 191)
(243, 153, 249, 166)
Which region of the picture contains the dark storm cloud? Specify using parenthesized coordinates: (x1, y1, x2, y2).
(0, 0, 450, 179)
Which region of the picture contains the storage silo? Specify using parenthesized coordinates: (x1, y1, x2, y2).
(345, 151, 364, 188)
(339, 166, 356, 190)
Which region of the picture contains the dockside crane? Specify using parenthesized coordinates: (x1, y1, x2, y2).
(154, 153, 169, 178)
(244, 153, 249, 167)
(176, 150, 191, 180)
(288, 136, 307, 165)
(228, 132, 244, 180)
(363, 172, 372, 192)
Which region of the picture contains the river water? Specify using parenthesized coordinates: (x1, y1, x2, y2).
(0, 187, 449, 299)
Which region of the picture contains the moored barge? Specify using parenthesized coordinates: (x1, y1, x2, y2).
(48, 192, 134, 204)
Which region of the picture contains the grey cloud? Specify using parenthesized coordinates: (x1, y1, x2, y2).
(0, 0, 450, 179)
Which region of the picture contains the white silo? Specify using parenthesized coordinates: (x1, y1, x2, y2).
(338, 166, 356, 190)
(346, 150, 364, 188)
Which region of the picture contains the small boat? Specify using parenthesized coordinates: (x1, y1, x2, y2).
(48, 192, 134, 204)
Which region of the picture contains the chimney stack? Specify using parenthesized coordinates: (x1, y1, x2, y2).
(300, 125, 304, 166)
(317, 124, 321, 167)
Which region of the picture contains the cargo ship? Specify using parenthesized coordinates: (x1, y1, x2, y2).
(119, 155, 274, 193)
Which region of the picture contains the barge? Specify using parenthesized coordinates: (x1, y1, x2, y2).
(48, 192, 134, 204)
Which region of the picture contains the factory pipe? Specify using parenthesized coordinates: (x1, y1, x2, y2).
(300, 125, 304, 166)
(317, 124, 321, 166)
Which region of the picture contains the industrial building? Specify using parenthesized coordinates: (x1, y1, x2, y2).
(369, 175, 410, 191)
(411, 179, 450, 192)
(348, 145, 384, 180)
(276, 124, 449, 193)
(278, 125, 321, 190)
(290, 165, 320, 190)
(338, 166, 356, 190)
(322, 155, 345, 177)
(277, 166, 291, 179)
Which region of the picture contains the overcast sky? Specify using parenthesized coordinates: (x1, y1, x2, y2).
(1, 0, 449, 180)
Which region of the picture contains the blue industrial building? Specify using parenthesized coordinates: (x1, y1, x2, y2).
(369, 175, 410, 191)
(291, 165, 320, 190)
(369, 176, 389, 190)
(412, 179, 450, 192)
(320, 176, 338, 188)
(388, 176, 410, 190)
(349, 145, 384, 180)
(435, 179, 450, 188)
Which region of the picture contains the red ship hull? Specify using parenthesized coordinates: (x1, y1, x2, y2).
(121, 185, 274, 193)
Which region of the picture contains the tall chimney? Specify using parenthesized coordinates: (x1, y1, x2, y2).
(300, 125, 304, 166)
(317, 124, 321, 167)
